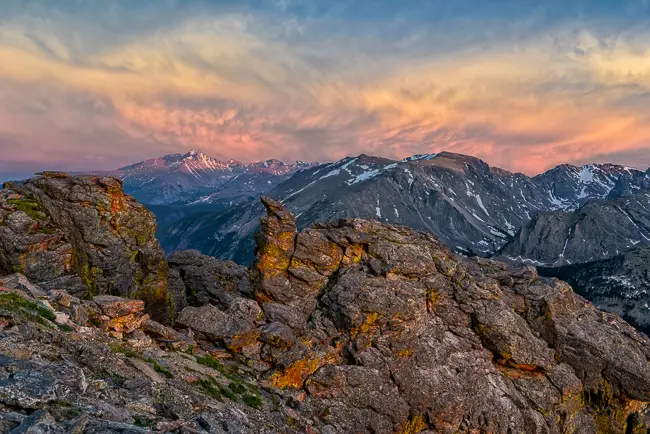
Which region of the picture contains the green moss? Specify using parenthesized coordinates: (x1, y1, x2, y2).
(37, 305, 56, 322)
(242, 393, 262, 410)
(133, 417, 153, 429)
(228, 381, 247, 395)
(36, 226, 57, 235)
(196, 378, 223, 401)
(108, 342, 140, 359)
(0, 292, 56, 327)
(51, 400, 82, 419)
(194, 354, 262, 408)
(151, 360, 173, 378)
(196, 354, 225, 372)
(7, 197, 46, 220)
(57, 323, 74, 332)
(219, 383, 237, 400)
(74, 253, 102, 298)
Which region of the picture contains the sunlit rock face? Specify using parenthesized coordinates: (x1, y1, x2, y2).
(0, 172, 170, 322)
(2, 193, 650, 433)
(172, 197, 650, 433)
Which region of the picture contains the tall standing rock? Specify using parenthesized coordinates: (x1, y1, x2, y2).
(252, 197, 297, 303)
(0, 173, 170, 322)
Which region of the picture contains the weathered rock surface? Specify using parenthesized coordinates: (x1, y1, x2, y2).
(0, 173, 170, 321)
(2, 197, 650, 433)
(167, 250, 252, 310)
(0, 287, 293, 434)
(238, 199, 650, 433)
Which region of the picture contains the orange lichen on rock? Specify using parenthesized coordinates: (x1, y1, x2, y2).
(425, 288, 441, 312)
(495, 363, 545, 380)
(102, 313, 150, 334)
(398, 414, 427, 434)
(341, 243, 364, 266)
(395, 349, 414, 358)
(256, 231, 295, 278)
(227, 330, 262, 353)
(349, 312, 379, 339)
(271, 357, 322, 389)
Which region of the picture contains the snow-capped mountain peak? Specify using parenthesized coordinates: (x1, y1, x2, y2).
(108, 150, 316, 205)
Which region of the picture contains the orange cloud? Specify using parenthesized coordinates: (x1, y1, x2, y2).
(1, 11, 650, 173)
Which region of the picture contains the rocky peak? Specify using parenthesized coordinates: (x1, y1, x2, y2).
(0, 173, 171, 322)
(178, 149, 237, 173)
(412, 151, 490, 173)
(401, 153, 438, 162)
(174, 197, 650, 432)
(4, 191, 650, 432)
(252, 197, 298, 303)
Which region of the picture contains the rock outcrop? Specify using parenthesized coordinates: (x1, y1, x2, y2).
(0, 173, 170, 321)
(167, 249, 252, 311)
(2, 196, 650, 433)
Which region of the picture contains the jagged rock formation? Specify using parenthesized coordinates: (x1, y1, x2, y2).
(167, 249, 253, 311)
(3, 197, 650, 432)
(0, 173, 170, 321)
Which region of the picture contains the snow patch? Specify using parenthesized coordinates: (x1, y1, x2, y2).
(506, 256, 549, 266)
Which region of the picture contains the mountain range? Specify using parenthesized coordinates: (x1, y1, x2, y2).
(157, 150, 650, 263)
(5, 148, 650, 334)
(114, 148, 648, 334)
(103, 149, 312, 206)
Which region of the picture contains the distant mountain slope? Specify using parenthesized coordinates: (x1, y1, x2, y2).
(159, 151, 650, 265)
(539, 245, 650, 334)
(499, 188, 650, 266)
(103, 149, 312, 205)
(532, 163, 649, 209)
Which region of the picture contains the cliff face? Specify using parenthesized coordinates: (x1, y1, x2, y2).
(0, 173, 170, 321)
(2, 195, 650, 433)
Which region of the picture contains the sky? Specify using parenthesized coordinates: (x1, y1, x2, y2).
(2, 0, 650, 175)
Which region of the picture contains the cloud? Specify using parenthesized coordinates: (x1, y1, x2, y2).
(1, 1, 650, 173)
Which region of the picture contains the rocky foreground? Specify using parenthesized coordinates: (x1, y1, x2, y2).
(1, 174, 650, 433)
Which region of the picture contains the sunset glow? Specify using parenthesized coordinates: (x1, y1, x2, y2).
(2, 0, 650, 173)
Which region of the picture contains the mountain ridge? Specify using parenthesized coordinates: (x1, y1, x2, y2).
(159, 151, 650, 266)
(101, 149, 315, 205)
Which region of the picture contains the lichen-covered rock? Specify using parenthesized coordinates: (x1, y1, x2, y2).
(3, 196, 650, 433)
(0, 288, 308, 434)
(0, 191, 75, 289)
(243, 199, 650, 433)
(252, 197, 297, 303)
(93, 295, 145, 318)
(0, 174, 170, 322)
